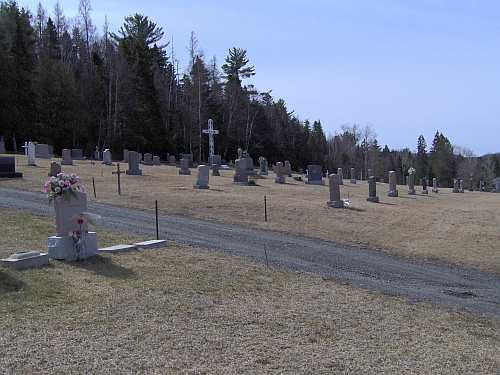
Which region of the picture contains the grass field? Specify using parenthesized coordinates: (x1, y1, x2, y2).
(1, 155, 500, 373)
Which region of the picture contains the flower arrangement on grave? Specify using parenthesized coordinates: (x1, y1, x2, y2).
(43, 172, 84, 204)
(258, 156, 267, 165)
(408, 167, 416, 174)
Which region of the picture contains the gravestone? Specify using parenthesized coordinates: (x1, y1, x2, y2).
(408, 172, 416, 195)
(0, 156, 22, 178)
(11, 136, 17, 152)
(233, 159, 248, 185)
(71, 149, 85, 160)
(193, 165, 210, 189)
(305, 165, 325, 185)
(274, 162, 286, 184)
(48, 162, 61, 177)
(350, 167, 356, 184)
(143, 153, 153, 166)
(479, 181, 485, 191)
(212, 164, 220, 176)
(102, 149, 112, 165)
(179, 158, 191, 175)
(469, 178, 474, 192)
(453, 178, 460, 193)
(284, 160, 292, 176)
(153, 156, 161, 166)
(36, 144, 51, 158)
(298, 167, 303, 175)
(259, 160, 268, 176)
(388, 171, 398, 197)
(48, 192, 97, 261)
(126, 151, 142, 175)
(61, 149, 73, 165)
(432, 178, 439, 193)
(367, 176, 379, 202)
(203, 119, 219, 167)
(168, 155, 176, 166)
(180, 153, 194, 168)
(243, 150, 256, 175)
(48, 145, 54, 157)
(22, 141, 28, 155)
(138, 153, 143, 163)
(122, 149, 130, 163)
(459, 180, 465, 193)
(337, 168, 343, 185)
(94, 146, 100, 161)
(0, 136, 5, 154)
(211, 155, 222, 167)
(422, 178, 428, 194)
(27, 142, 36, 166)
(327, 174, 344, 208)
(1, 251, 49, 270)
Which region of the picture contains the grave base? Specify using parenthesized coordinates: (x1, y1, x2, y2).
(247, 170, 258, 175)
(305, 180, 325, 185)
(367, 196, 380, 203)
(1, 251, 49, 269)
(212, 172, 220, 176)
(0, 172, 23, 178)
(193, 184, 209, 189)
(274, 176, 286, 184)
(48, 232, 97, 261)
(126, 169, 142, 175)
(61, 160, 73, 165)
(388, 189, 399, 197)
(259, 171, 268, 176)
(327, 200, 344, 208)
(349, 179, 357, 184)
(179, 170, 191, 175)
(143, 162, 153, 166)
(422, 190, 429, 194)
(408, 189, 416, 195)
(102, 161, 112, 166)
(453, 189, 459, 193)
(339, 180, 343, 185)
(233, 181, 249, 186)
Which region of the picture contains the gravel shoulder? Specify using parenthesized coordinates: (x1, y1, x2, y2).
(1, 186, 499, 317)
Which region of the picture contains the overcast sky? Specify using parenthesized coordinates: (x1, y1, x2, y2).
(21, 0, 500, 156)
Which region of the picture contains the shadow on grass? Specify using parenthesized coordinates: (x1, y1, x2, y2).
(0, 271, 26, 293)
(343, 206, 366, 212)
(376, 201, 396, 206)
(68, 254, 136, 279)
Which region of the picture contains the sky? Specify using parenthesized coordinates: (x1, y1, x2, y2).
(20, 0, 500, 156)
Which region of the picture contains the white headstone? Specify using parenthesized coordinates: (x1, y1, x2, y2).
(27, 142, 36, 166)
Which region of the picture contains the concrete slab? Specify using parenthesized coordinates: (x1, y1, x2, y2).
(1, 251, 49, 269)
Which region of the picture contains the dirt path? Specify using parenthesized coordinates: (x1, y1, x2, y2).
(1, 186, 499, 317)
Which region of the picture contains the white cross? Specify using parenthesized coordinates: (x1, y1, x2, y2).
(22, 141, 28, 155)
(202, 119, 219, 165)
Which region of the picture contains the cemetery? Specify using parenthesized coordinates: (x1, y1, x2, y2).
(1, 154, 500, 373)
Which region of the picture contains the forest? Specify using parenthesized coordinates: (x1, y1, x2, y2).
(1, 0, 498, 188)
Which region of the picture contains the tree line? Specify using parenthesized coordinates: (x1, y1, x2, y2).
(1, 1, 498, 188)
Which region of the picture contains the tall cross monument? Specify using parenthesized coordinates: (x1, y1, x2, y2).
(202, 119, 219, 166)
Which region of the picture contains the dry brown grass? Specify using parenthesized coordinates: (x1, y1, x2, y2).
(2, 154, 500, 273)
(1, 208, 499, 374)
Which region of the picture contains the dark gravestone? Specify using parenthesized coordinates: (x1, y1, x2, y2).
(71, 149, 85, 160)
(48, 162, 61, 177)
(422, 178, 428, 194)
(350, 167, 356, 184)
(305, 165, 324, 185)
(212, 164, 220, 176)
(387, 171, 399, 197)
(179, 158, 191, 175)
(180, 153, 194, 168)
(143, 153, 153, 166)
(0, 156, 22, 178)
(126, 151, 142, 175)
(327, 174, 343, 208)
(408, 172, 416, 195)
(367, 176, 379, 203)
(61, 149, 73, 165)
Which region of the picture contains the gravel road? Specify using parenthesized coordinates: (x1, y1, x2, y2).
(1, 186, 499, 317)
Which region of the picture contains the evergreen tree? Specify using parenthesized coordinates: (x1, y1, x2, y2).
(416, 135, 428, 181)
(429, 131, 455, 187)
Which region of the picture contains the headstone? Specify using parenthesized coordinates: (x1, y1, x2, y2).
(179, 158, 191, 175)
(0, 136, 5, 154)
(388, 171, 398, 197)
(243, 150, 256, 175)
(0, 156, 22, 178)
(94, 146, 100, 161)
(61, 149, 73, 165)
(274, 162, 286, 184)
(71, 149, 85, 160)
(180, 153, 194, 168)
(337, 168, 343, 185)
(432, 178, 439, 193)
(327, 174, 344, 208)
(138, 153, 143, 163)
(212, 163, 220, 176)
(298, 167, 303, 175)
(48, 162, 61, 177)
(1, 251, 49, 270)
(27, 142, 36, 166)
(153, 156, 161, 166)
(168, 155, 176, 166)
(259, 161, 268, 176)
(453, 178, 460, 193)
(350, 167, 356, 184)
(367, 176, 379, 202)
(233, 159, 248, 185)
(193, 165, 210, 189)
(469, 178, 474, 192)
(459, 179, 464, 193)
(36, 144, 51, 158)
(422, 178, 428, 194)
(102, 149, 112, 165)
(407, 172, 416, 195)
(122, 149, 130, 163)
(126, 151, 142, 175)
(284, 160, 292, 176)
(305, 165, 325, 185)
(48, 145, 54, 157)
(53, 192, 89, 237)
(211, 155, 222, 167)
(22, 141, 28, 155)
(237, 148, 243, 160)
(479, 180, 485, 191)
(11, 136, 17, 152)
(143, 153, 153, 166)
